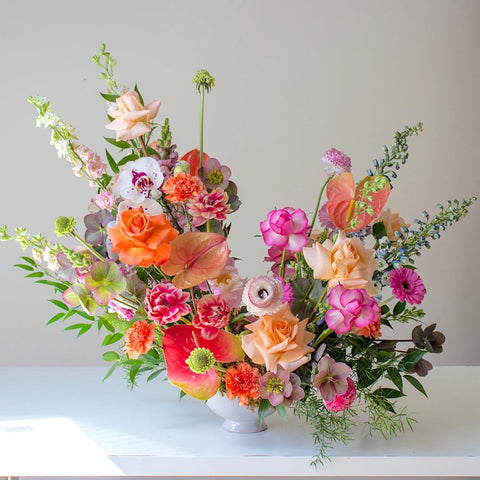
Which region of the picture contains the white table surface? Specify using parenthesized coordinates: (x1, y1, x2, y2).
(0, 366, 479, 477)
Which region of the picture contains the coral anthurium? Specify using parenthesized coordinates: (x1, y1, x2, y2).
(162, 324, 244, 400)
(161, 232, 229, 289)
(180, 148, 210, 177)
(326, 172, 390, 233)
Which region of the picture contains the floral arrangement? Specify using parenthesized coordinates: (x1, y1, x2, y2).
(1, 45, 476, 465)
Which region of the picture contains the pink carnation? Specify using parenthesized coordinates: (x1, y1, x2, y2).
(322, 148, 351, 176)
(324, 377, 357, 412)
(187, 188, 232, 226)
(260, 207, 309, 254)
(389, 268, 426, 305)
(192, 294, 231, 339)
(145, 281, 191, 326)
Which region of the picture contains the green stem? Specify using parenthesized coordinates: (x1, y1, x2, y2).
(206, 219, 211, 232)
(72, 233, 106, 262)
(309, 287, 328, 321)
(199, 85, 205, 168)
(183, 204, 193, 231)
(310, 176, 332, 231)
(312, 327, 334, 348)
(278, 248, 287, 278)
(378, 296, 394, 307)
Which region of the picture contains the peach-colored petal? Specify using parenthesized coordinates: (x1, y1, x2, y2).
(241, 304, 314, 373)
(302, 241, 334, 280)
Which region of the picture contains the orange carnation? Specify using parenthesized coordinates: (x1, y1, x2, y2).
(162, 172, 204, 203)
(108, 206, 178, 267)
(352, 320, 382, 339)
(124, 320, 156, 359)
(225, 362, 260, 406)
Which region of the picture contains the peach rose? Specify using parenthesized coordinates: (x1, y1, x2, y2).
(241, 304, 315, 372)
(108, 206, 178, 267)
(105, 91, 161, 141)
(303, 233, 377, 296)
(374, 208, 409, 242)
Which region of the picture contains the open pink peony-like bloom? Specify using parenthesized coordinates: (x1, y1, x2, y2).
(303, 233, 377, 296)
(325, 284, 380, 334)
(260, 207, 309, 254)
(144, 280, 191, 326)
(389, 268, 426, 305)
(324, 377, 357, 412)
(105, 91, 161, 141)
(208, 260, 246, 309)
(312, 355, 352, 402)
(192, 294, 231, 339)
(187, 188, 232, 226)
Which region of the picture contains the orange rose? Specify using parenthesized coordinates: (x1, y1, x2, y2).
(108, 206, 178, 267)
(241, 304, 315, 372)
(374, 208, 409, 242)
(303, 233, 377, 296)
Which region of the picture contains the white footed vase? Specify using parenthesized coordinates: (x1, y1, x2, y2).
(206, 393, 274, 433)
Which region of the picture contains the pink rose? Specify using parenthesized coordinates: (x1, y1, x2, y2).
(260, 207, 309, 253)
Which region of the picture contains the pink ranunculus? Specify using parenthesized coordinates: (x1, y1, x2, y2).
(325, 284, 380, 334)
(260, 207, 309, 254)
(144, 280, 191, 326)
(192, 294, 231, 340)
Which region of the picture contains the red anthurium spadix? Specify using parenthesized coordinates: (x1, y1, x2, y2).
(326, 173, 390, 233)
(162, 324, 244, 400)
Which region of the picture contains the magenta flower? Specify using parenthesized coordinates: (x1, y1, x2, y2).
(312, 355, 352, 402)
(275, 276, 294, 305)
(325, 284, 380, 334)
(389, 268, 426, 305)
(197, 158, 231, 190)
(187, 188, 232, 226)
(322, 148, 351, 177)
(259, 366, 304, 407)
(260, 207, 309, 253)
(242, 275, 284, 316)
(192, 294, 231, 340)
(144, 281, 191, 326)
(324, 377, 357, 412)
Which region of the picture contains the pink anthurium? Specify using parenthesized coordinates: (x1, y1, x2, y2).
(326, 173, 390, 233)
(162, 324, 244, 400)
(161, 232, 229, 289)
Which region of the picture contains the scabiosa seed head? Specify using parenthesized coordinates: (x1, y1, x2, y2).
(55, 216, 76, 237)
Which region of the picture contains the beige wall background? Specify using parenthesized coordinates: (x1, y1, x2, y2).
(0, 0, 478, 366)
